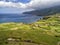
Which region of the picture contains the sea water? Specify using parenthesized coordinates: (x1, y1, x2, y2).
(0, 14, 42, 23)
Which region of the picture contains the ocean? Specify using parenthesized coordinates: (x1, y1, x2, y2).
(0, 14, 42, 23)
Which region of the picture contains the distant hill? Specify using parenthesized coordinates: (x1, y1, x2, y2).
(23, 5, 60, 16)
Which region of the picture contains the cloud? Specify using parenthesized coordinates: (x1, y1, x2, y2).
(26, 0, 60, 9)
(0, 0, 60, 12)
(0, 1, 26, 8)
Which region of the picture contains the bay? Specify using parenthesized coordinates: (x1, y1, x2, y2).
(0, 14, 43, 23)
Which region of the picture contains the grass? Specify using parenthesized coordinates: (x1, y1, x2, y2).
(0, 14, 60, 45)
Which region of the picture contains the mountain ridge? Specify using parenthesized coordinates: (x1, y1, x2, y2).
(23, 5, 60, 16)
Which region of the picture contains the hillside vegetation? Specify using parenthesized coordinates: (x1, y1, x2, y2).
(0, 14, 60, 45)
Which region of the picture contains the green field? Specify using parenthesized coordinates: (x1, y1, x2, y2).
(0, 14, 60, 45)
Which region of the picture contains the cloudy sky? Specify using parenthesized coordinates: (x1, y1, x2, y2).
(0, 0, 60, 14)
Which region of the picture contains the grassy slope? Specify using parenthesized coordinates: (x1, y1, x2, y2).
(0, 14, 60, 45)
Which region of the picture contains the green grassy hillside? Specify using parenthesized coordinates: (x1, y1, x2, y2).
(0, 14, 60, 45)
